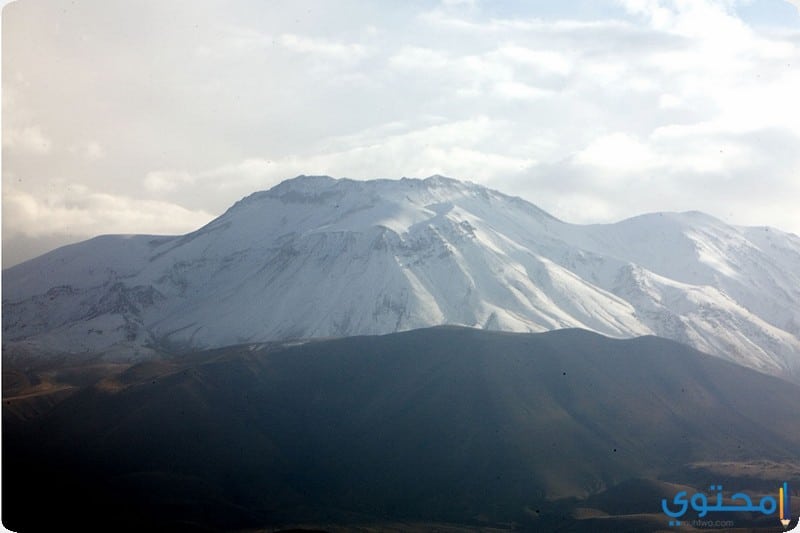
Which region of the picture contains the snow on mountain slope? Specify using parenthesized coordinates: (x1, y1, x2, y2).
(3, 175, 800, 380)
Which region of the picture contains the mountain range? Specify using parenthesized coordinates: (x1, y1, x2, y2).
(3, 175, 800, 381)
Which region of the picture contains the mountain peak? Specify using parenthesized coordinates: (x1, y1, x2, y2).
(274, 174, 339, 189)
(421, 174, 464, 187)
(231, 175, 493, 214)
(3, 175, 799, 382)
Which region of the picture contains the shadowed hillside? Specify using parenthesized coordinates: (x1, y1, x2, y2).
(4, 327, 799, 532)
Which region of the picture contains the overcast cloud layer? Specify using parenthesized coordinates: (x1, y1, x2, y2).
(3, 0, 800, 267)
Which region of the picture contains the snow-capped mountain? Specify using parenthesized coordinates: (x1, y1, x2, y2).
(4, 175, 800, 380)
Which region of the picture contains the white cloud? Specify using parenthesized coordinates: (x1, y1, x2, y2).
(141, 116, 536, 204)
(546, 194, 618, 225)
(658, 93, 682, 109)
(497, 46, 572, 75)
(278, 34, 368, 62)
(493, 81, 552, 100)
(442, 0, 476, 7)
(85, 141, 104, 160)
(3, 126, 52, 154)
(615, 0, 675, 28)
(69, 141, 105, 160)
(582, 61, 628, 84)
(419, 8, 641, 35)
(144, 170, 196, 193)
(389, 47, 450, 70)
(3, 187, 214, 239)
(575, 133, 659, 172)
(785, 0, 800, 14)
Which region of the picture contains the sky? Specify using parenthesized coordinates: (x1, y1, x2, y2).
(2, 0, 800, 268)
